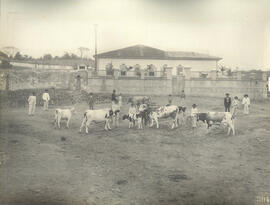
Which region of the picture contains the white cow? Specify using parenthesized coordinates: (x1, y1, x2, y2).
(197, 112, 235, 135)
(79, 108, 114, 133)
(54, 107, 75, 129)
(150, 105, 179, 129)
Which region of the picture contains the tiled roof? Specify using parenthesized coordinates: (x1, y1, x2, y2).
(95, 45, 222, 61)
(166, 51, 221, 60)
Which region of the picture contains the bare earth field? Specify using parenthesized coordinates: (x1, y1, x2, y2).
(0, 96, 270, 205)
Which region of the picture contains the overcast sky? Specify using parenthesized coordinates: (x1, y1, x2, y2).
(0, 0, 269, 70)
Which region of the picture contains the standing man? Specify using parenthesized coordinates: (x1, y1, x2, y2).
(42, 89, 50, 111)
(28, 92, 36, 116)
(242, 94, 250, 115)
(224, 93, 231, 112)
(191, 104, 198, 135)
(118, 93, 123, 108)
(88, 93, 95, 110)
(180, 90, 186, 105)
(111, 89, 117, 105)
(168, 94, 173, 105)
(231, 96, 239, 117)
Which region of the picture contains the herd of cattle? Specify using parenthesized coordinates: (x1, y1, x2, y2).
(54, 96, 235, 135)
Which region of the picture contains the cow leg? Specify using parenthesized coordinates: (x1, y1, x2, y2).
(232, 124, 235, 135)
(171, 122, 175, 129)
(116, 113, 119, 127)
(85, 120, 92, 134)
(228, 121, 235, 135)
(138, 118, 142, 129)
(79, 117, 86, 133)
(107, 119, 112, 130)
(227, 126, 231, 135)
(105, 118, 111, 130)
(54, 116, 58, 128)
(105, 119, 108, 130)
(131, 119, 135, 128)
(150, 118, 154, 127)
(58, 118, 61, 129)
(155, 118, 159, 129)
(66, 118, 70, 128)
(174, 113, 179, 128)
(112, 115, 116, 126)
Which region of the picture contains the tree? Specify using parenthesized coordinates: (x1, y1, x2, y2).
(43, 54, 53, 60)
(14, 52, 23, 60)
(0, 51, 9, 59)
(70, 53, 79, 59)
(61, 52, 71, 59)
(23, 55, 29, 60)
(1, 46, 19, 58)
(0, 59, 13, 69)
(78, 47, 90, 59)
(227, 69, 232, 76)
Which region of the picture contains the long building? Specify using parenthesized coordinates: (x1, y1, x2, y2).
(95, 44, 222, 74)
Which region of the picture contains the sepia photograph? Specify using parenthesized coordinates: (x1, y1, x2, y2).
(0, 0, 270, 204)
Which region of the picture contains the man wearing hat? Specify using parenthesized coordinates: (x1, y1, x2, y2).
(191, 104, 198, 128)
(88, 92, 95, 110)
(111, 89, 117, 105)
(242, 94, 250, 114)
(42, 89, 50, 111)
(224, 93, 231, 112)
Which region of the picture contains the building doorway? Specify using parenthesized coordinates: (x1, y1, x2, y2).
(76, 75, 81, 90)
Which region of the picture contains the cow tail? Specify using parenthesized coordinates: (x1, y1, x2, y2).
(84, 112, 87, 121)
(54, 109, 59, 120)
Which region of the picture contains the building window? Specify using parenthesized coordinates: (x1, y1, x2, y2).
(134, 64, 141, 77)
(120, 64, 128, 76)
(106, 63, 114, 75)
(177, 65, 183, 75)
(146, 64, 156, 76)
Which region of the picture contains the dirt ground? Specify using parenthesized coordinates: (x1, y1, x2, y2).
(0, 96, 270, 205)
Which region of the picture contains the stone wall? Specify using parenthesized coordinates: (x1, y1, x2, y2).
(0, 68, 267, 99)
(86, 77, 173, 95)
(185, 79, 267, 100)
(0, 69, 88, 91)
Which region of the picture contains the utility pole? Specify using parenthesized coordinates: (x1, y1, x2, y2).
(94, 24, 98, 71)
(0, 0, 2, 19)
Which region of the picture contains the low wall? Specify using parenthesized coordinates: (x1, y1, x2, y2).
(185, 79, 267, 99)
(0, 69, 267, 99)
(0, 69, 88, 91)
(86, 76, 172, 95)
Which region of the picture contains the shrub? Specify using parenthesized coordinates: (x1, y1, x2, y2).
(0, 60, 13, 69)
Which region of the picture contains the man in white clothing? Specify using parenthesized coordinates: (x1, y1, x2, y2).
(242, 94, 250, 115)
(28, 92, 36, 116)
(42, 89, 50, 111)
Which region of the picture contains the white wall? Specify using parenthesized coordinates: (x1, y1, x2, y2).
(97, 58, 218, 74)
(11, 62, 73, 70)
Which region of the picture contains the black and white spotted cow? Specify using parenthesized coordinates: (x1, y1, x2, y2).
(197, 112, 235, 135)
(122, 104, 149, 129)
(79, 108, 115, 133)
(150, 105, 180, 129)
(111, 103, 121, 127)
